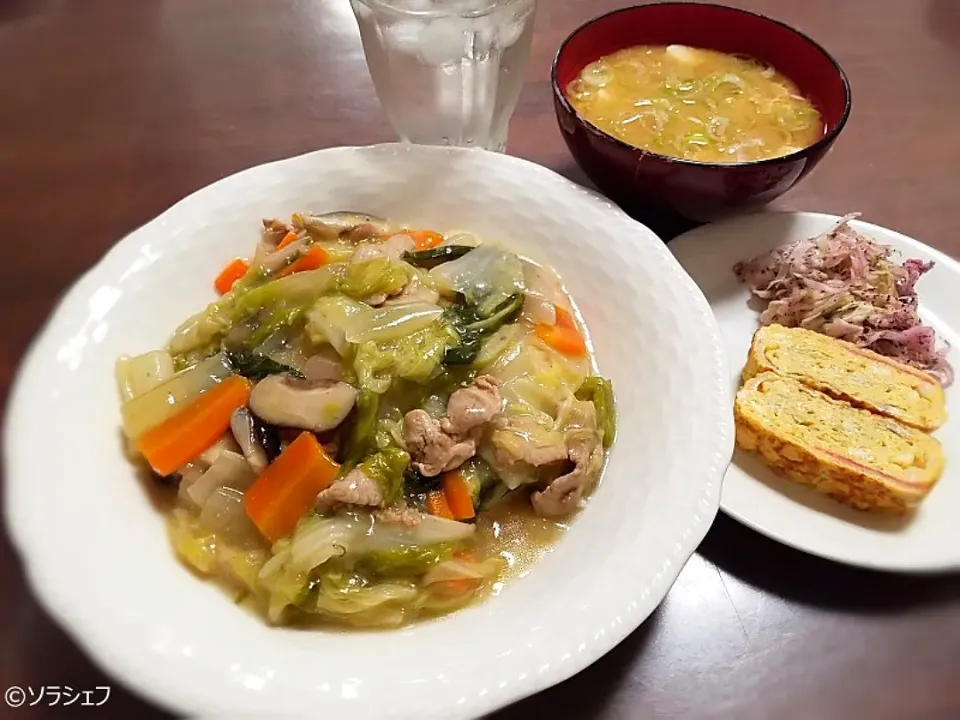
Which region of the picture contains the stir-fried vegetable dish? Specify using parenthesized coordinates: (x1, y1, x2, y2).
(116, 211, 616, 627)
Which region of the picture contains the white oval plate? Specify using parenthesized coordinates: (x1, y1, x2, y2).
(671, 211, 960, 572)
(3, 144, 733, 718)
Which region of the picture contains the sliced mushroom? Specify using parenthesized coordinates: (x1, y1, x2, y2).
(303, 348, 344, 382)
(296, 211, 391, 243)
(249, 375, 359, 432)
(255, 413, 282, 462)
(230, 408, 269, 473)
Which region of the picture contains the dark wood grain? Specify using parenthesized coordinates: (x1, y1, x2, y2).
(1, 1, 959, 718)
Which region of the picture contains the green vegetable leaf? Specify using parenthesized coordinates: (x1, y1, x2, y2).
(338, 388, 380, 468)
(478, 482, 514, 511)
(354, 325, 449, 393)
(466, 293, 523, 330)
(225, 267, 342, 353)
(358, 448, 411, 507)
(360, 542, 459, 578)
(344, 303, 445, 344)
(444, 328, 483, 365)
(443, 293, 523, 365)
(429, 244, 525, 317)
(340, 256, 409, 299)
(233, 267, 341, 320)
(247, 306, 305, 349)
(402, 245, 475, 269)
(403, 466, 442, 494)
(226, 350, 305, 381)
(575, 376, 616, 448)
(305, 295, 369, 355)
(455, 457, 498, 506)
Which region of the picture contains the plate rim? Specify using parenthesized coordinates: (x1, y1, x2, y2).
(3, 143, 734, 716)
(672, 209, 960, 574)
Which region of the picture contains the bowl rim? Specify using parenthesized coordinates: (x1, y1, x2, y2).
(550, 1, 853, 170)
(2, 143, 734, 718)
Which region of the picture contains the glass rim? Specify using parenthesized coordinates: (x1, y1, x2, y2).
(352, 0, 528, 19)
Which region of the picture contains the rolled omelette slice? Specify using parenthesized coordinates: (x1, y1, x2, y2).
(735, 372, 945, 513)
(743, 324, 946, 431)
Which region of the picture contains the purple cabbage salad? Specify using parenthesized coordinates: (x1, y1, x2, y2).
(734, 213, 953, 386)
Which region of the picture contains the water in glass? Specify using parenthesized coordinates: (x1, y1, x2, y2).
(351, 0, 536, 152)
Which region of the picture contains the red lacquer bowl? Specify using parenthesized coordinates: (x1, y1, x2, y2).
(552, 3, 852, 228)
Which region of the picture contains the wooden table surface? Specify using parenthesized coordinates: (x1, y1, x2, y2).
(2, 1, 960, 718)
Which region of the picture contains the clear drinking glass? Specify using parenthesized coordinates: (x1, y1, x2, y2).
(350, 0, 537, 152)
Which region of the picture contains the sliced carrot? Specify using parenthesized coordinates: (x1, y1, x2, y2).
(426, 489, 454, 519)
(244, 432, 339, 543)
(276, 230, 299, 250)
(275, 245, 329, 278)
(137, 375, 252, 476)
(214, 258, 250, 295)
(405, 230, 444, 251)
(442, 470, 476, 520)
(535, 305, 586, 356)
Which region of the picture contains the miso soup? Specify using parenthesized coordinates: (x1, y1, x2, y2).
(567, 45, 824, 163)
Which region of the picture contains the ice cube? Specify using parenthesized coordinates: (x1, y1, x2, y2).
(382, 19, 425, 55)
(496, 17, 524, 48)
(417, 18, 469, 66)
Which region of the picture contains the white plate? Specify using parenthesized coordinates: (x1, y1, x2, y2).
(671, 211, 960, 573)
(3, 144, 733, 718)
